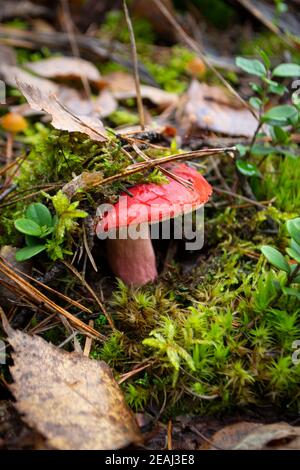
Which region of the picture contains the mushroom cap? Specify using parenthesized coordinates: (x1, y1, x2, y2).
(0, 112, 28, 133)
(96, 163, 212, 234)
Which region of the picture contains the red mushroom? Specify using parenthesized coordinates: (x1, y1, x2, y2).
(96, 163, 212, 286)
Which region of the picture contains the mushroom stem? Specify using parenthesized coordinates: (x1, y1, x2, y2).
(106, 226, 157, 286)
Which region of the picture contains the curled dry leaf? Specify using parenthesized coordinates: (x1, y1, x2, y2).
(202, 421, 300, 450)
(24, 56, 102, 86)
(182, 80, 257, 137)
(9, 67, 107, 141)
(4, 324, 141, 450)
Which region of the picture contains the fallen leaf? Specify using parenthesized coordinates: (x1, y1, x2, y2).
(182, 79, 257, 137)
(24, 56, 102, 86)
(94, 88, 118, 117)
(4, 323, 141, 450)
(7, 67, 107, 141)
(203, 421, 300, 450)
(104, 71, 178, 108)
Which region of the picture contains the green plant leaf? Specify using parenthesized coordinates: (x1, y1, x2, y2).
(236, 160, 260, 177)
(286, 248, 300, 264)
(282, 287, 300, 300)
(257, 49, 271, 69)
(15, 245, 46, 261)
(25, 203, 53, 228)
(273, 63, 300, 77)
(249, 96, 262, 110)
(235, 57, 266, 77)
(261, 245, 290, 273)
(14, 218, 42, 237)
(291, 239, 300, 256)
(262, 105, 298, 126)
(287, 218, 300, 245)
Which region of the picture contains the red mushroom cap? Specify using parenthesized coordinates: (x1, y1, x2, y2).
(96, 163, 212, 234)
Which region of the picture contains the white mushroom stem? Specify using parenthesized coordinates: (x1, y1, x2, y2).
(106, 225, 157, 286)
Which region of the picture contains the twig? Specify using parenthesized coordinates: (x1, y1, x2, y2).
(167, 421, 173, 450)
(0, 258, 102, 339)
(214, 187, 269, 209)
(83, 320, 94, 356)
(60, 0, 91, 98)
(62, 260, 115, 331)
(235, 0, 295, 48)
(151, 0, 258, 120)
(62, 146, 236, 197)
(132, 143, 193, 190)
(123, 0, 145, 130)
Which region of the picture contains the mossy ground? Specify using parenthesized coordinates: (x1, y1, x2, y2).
(1, 7, 300, 422)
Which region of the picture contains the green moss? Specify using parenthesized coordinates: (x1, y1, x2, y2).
(100, 9, 156, 44)
(90, 208, 300, 416)
(144, 46, 195, 93)
(255, 155, 300, 212)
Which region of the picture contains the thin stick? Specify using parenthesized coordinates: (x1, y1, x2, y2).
(214, 187, 269, 209)
(83, 320, 94, 356)
(62, 146, 236, 197)
(62, 260, 115, 331)
(60, 0, 91, 98)
(123, 0, 145, 130)
(151, 0, 258, 120)
(0, 259, 102, 339)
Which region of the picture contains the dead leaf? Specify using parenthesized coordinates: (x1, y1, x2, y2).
(24, 56, 102, 85)
(7, 67, 107, 141)
(203, 421, 300, 450)
(182, 79, 257, 137)
(5, 325, 141, 450)
(94, 88, 118, 117)
(104, 71, 178, 109)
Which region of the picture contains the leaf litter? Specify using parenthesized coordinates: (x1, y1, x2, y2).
(1, 311, 142, 450)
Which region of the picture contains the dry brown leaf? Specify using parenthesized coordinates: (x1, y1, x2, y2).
(203, 421, 300, 450)
(182, 79, 257, 137)
(104, 71, 178, 109)
(94, 88, 118, 117)
(24, 56, 102, 85)
(8, 67, 107, 141)
(5, 324, 141, 450)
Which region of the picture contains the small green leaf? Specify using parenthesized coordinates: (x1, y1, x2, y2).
(282, 287, 300, 300)
(25, 203, 52, 228)
(257, 49, 271, 69)
(291, 239, 300, 256)
(273, 63, 300, 77)
(14, 218, 42, 237)
(271, 126, 289, 144)
(249, 96, 262, 110)
(236, 159, 260, 177)
(287, 218, 300, 245)
(251, 144, 277, 156)
(261, 245, 290, 273)
(15, 245, 46, 261)
(236, 144, 248, 157)
(236, 57, 266, 77)
(262, 105, 298, 126)
(286, 248, 300, 264)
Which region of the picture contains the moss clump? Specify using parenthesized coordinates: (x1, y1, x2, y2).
(255, 155, 300, 212)
(90, 208, 300, 417)
(144, 46, 195, 93)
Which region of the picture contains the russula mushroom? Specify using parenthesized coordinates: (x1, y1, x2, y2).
(96, 163, 212, 286)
